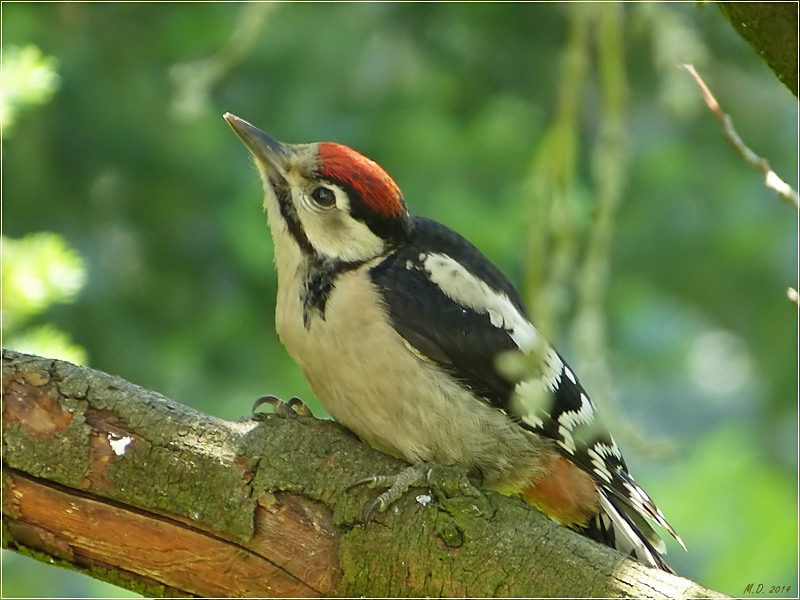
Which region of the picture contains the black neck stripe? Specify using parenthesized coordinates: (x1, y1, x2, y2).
(302, 258, 367, 327)
(275, 185, 314, 256)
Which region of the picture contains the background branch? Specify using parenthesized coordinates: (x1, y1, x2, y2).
(2, 349, 726, 598)
(572, 4, 627, 419)
(684, 63, 799, 209)
(717, 1, 798, 97)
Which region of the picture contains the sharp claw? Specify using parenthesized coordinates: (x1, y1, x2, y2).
(252, 395, 312, 419)
(346, 475, 388, 492)
(364, 499, 383, 522)
(346, 477, 373, 492)
(252, 395, 282, 416)
(287, 396, 313, 417)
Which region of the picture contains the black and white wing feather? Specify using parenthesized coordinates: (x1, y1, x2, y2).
(370, 216, 683, 569)
(371, 217, 526, 405)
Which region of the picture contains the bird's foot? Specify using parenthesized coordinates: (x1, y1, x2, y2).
(251, 395, 312, 420)
(347, 462, 433, 522)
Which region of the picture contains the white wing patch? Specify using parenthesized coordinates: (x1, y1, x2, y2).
(557, 426, 576, 454)
(510, 350, 563, 432)
(554, 394, 596, 455)
(416, 252, 570, 432)
(420, 252, 539, 351)
(587, 442, 621, 484)
(557, 392, 595, 430)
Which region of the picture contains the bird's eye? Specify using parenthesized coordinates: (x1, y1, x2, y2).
(310, 186, 336, 208)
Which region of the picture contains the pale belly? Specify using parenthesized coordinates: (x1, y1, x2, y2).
(275, 268, 556, 490)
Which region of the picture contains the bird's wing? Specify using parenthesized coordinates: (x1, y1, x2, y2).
(370, 216, 683, 558)
(370, 217, 525, 406)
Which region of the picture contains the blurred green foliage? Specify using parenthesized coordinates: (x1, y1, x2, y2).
(1, 3, 796, 597)
(2, 233, 88, 364)
(1, 44, 60, 136)
(1, 43, 87, 365)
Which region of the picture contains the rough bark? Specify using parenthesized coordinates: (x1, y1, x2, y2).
(2, 349, 727, 598)
(718, 1, 798, 97)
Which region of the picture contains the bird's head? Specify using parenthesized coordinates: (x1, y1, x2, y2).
(224, 113, 412, 266)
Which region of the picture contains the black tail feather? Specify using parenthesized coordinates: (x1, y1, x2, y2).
(577, 489, 676, 573)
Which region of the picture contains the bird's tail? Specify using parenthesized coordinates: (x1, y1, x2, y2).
(580, 487, 678, 573)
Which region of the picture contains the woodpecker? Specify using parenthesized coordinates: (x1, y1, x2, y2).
(224, 113, 684, 572)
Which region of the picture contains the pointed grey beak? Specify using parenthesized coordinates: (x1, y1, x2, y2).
(223, 113, 289, 173)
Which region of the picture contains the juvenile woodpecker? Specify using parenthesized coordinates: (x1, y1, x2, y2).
(224, 113, 684, 572)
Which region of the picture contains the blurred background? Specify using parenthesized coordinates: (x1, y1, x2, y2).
(2, 3, 797, 597)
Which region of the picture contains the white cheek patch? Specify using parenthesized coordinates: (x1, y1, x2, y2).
(290, 182, 385, 262)
(301, 209, 384, 262)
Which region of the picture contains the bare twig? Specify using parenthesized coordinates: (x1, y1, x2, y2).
(683, 64, 799, 209)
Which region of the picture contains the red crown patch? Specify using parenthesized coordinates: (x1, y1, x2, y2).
(317, 143, 405, 218)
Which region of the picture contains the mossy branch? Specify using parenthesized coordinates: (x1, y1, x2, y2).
(2, 349, 726, 598)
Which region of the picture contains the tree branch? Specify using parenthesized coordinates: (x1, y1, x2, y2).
(683, 63, 799, 209)
(2, 349, 727, 598)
